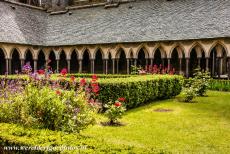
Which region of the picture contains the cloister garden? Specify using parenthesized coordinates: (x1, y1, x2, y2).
(0, 54, 230, 153)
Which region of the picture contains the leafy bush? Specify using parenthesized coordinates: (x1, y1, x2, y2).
(98, 75, 183, 108)
(192, 68, 211, 96)
(182, 87, 197, 102)
(104, 98, 126, 124)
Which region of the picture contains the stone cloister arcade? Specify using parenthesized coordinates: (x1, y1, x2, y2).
(0, 39, 230, 78)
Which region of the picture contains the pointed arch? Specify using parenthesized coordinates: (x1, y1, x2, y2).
(208, 42, 228, 57)
(95, 49, 104, 74)
(188, 42, 206, 58)
(37, 50, 46, 70)
(10, 47, 22, 59)
(0, 46, 7, 58)
(82, 49, 91, 73)
(93, 47, 105, 59)
(70, 49, 79, 73)
(169, 44, 185, 59)
(11, 49, 21, 73)
(136, 44, 150, 59)
(59, 50, 67, 70)
(116, 48, 127, 74)
(108, 52, 113, 74)
(0, 48, 6, 74)
(209, 42, 228, 77)
(25, 49, 34, 71)
(48, 51, 57, 73)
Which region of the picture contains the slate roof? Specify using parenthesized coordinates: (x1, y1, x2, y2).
(0, 0, 230, 46)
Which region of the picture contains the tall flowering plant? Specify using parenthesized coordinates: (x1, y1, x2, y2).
(104, 97, 126, 125)
(22, 62, 32, 74)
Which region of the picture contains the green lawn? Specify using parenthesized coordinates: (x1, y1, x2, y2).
(1, 91, 230, 153)
(82, 91, 230, 153)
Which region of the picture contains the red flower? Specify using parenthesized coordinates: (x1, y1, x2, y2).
(80, 78, 86, 86)
(60, 68, 67, 76)
(70, 76, 75, 82)
(92, 74, 97, 80)
(56, 90, 61, 95)
(118, 97, 126, 102)
(92, 85, 100, 93)
(114, 102, 122, 107)
(38, 69, 45, 75)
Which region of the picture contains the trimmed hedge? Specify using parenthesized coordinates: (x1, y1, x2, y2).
(98, 75, 183, 108)
(66, 73, 134, 78)
(0, 123, 148, 154)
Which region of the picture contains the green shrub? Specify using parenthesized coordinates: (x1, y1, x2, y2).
(104, 98, 126, 124)
(182, 87, 197, 102)
(192, 68, 211, 96)
(98, 75, 183, 108)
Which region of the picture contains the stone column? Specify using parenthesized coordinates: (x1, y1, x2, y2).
(20, 59, 25, 67)
(56, 59, 59, 73)
(198, 58, 201, 68)
(116, 59, 119, 74)
(78, 59, 82, 73)
(186, 58, 189, 78)
(220, 57, 223, 75)
(212, 53, 215, 76)
(34, 59, 37, 72)
(167, 58, 171, 71)
(217, 57, 220, 79)
(8, 59, 12, 74)
(206, 58, 209, 72)
(227, 57, 230, 79)
(105, 59, 108, 74)
(179, 58, 182, 75)
(127, 58, 130, 74)
(112, 58, 115, 74)
(5, 58, 9, 74)
(146, 58, 149, 66)
(67, 59, 71, 73)
(91, 59, 95, 74)
(150, 58, 153, 67)
(134, 58, 137, 67)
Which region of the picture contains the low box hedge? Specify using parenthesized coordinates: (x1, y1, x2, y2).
(209, 79, 230, 91)
(0, 123, 149, 153)
(66, 73, 134, 78)
(98, 75, 183, 108)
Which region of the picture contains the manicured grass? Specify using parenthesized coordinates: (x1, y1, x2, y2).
(1, 91, 230, 153)
(82, 91, 230, 153)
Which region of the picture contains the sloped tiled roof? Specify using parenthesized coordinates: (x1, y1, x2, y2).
(0, 0, 230, 46)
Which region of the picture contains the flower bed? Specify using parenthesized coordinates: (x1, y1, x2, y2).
(0, 74, 183, 109)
